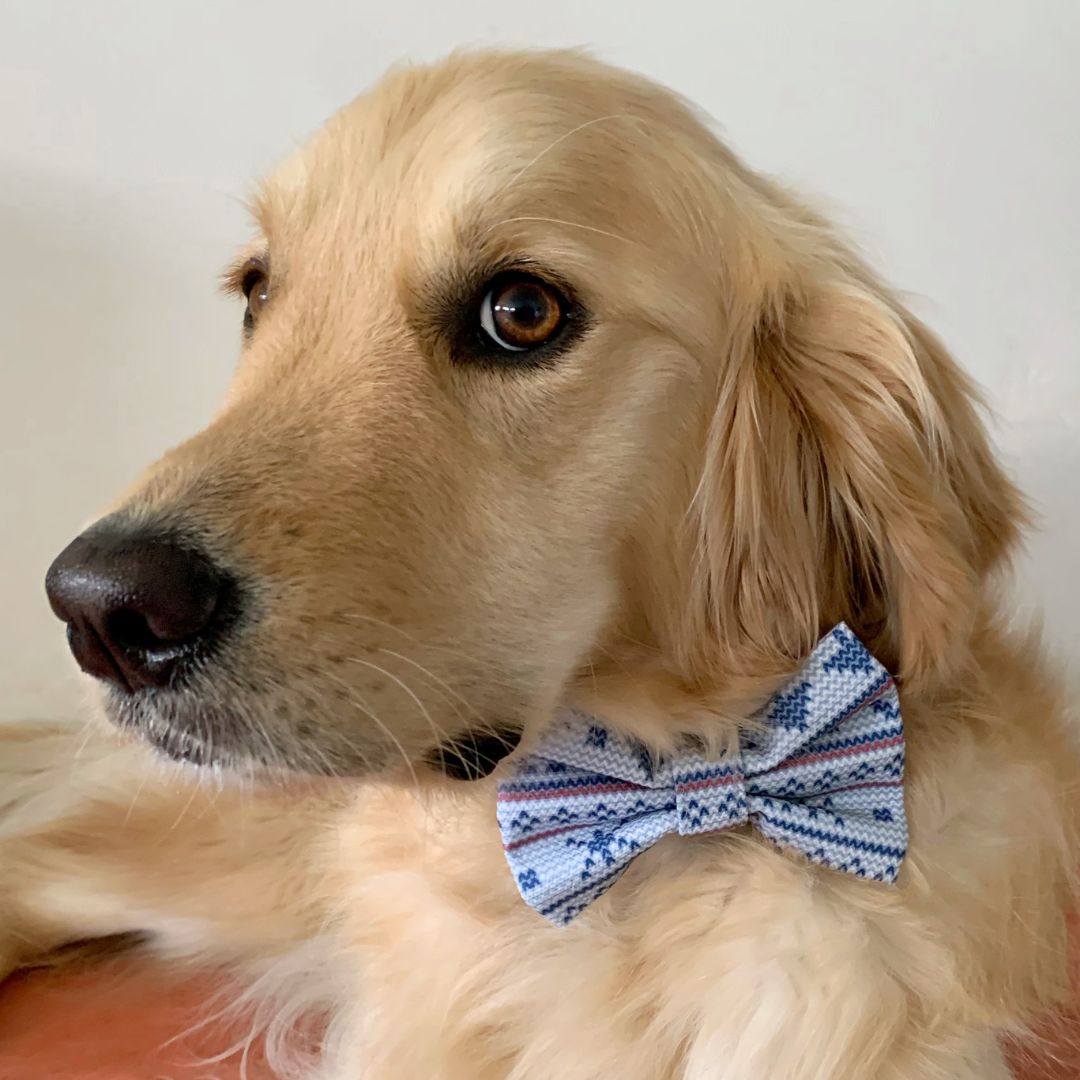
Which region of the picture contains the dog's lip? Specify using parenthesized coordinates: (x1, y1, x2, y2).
(103, 691, 376, 780)
(117, 717, 352, 796)
(139, 719, 213, 766)
(104, 685, 523, 782)
(101, 688, 218, 764)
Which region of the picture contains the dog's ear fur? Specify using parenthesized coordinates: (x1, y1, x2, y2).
(685, 262, 1025, 688)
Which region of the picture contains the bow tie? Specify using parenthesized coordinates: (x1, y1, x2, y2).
(497, 623, 906, 926)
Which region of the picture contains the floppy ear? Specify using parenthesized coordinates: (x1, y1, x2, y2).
(689, 272, 1025, 687)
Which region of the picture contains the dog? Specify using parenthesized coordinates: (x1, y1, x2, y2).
(1, 48, 1076, 1079)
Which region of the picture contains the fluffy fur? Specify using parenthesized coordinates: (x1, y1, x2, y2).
(1, 49, 1076, 1079)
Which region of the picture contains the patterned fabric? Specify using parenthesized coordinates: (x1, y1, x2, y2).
(496, 623, 906, 926)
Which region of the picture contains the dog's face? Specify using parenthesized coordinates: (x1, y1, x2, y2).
(46, 54, 715, 775)
(45, 52, 1020, 777)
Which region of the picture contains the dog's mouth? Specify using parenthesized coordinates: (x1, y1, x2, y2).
(107, 688, 291, 773)
(137, 712, 218, 767)
(105, 682, 523, 781)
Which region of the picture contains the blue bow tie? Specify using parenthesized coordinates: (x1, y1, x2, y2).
(497, 624, 906, 926)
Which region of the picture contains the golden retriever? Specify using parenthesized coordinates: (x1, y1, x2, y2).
(1, 48, 1076, 1079)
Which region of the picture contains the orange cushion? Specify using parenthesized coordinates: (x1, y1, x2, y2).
(0, 924, 1076, 1079)
(0, 960, 274, 1080)
(1004, 914, 1080, 1080)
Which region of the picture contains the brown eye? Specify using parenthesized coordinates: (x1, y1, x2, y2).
(241, 263, 270, 328)
(479, 274, 565, 352)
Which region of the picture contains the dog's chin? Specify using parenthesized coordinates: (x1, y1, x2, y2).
(136, 713, 222, 768)
(102, 687, 386, 778)
(101, 687, 523, 782)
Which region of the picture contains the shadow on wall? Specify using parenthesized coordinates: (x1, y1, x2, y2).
(1007, 436, 1080, 681)
(0, 162, 242, 721)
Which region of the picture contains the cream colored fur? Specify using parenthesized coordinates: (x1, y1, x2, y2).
(1, 50, 1076, 1079)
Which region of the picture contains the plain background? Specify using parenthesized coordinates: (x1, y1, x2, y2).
(1, 1, 1078, 722)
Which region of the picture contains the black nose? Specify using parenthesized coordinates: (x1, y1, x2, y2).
(45, 519, 234, 692)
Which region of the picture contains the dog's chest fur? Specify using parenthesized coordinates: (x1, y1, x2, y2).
(322, 718, 1042, 1080)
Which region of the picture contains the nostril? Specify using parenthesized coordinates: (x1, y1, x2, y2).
(65, 617, 135, 693)
(141, 587, 221, 644)
(45, 518, 239, 692)
(106, 609, 170, 653)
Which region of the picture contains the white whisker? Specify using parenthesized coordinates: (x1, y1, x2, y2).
(166, 778, 202, 834)
(485, 215, 636, 246)
(499, 113, 634, 193)
(376, 648, 519, 756)
(121, 768, 152, 827)
(344, 656, 452, 750)
(322, 669, 419, 790)
(377, 648, 477, 723)
(337, 613, 522, 686)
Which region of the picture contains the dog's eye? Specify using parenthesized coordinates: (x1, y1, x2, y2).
(478, 274, 566, 352)
(241, 261, 270, 330)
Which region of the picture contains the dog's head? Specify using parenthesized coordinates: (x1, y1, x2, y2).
(45, 50, 1023, 777)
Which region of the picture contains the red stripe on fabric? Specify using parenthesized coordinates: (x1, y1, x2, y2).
(497, 780, 642, 803)
(826, 779, 903, 794)
(776, 733, 903, 771)
(504, 821, 585, 851)
(674, 773, 744, 793)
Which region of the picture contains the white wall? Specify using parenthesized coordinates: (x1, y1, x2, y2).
(2, 0, 1078, 721)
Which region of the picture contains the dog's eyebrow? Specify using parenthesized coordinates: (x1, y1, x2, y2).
(248, 180, 294, 247)
(220, 249, 269, 296)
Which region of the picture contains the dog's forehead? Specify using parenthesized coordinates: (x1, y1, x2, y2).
(254, 54, 674, 253)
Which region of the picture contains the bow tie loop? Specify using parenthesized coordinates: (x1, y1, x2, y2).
(497, 624, 906, 926)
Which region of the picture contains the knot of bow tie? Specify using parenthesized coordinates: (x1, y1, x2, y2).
(496, 623, 906, 925)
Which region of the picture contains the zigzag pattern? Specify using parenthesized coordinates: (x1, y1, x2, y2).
(503, 794, 672, 838)
(822, 629, 875, 673)
(671, 763, 741, 785)
(497, 623, 908, 925)
(676, 789, 749, 831)
(792, 723, 903, 757)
